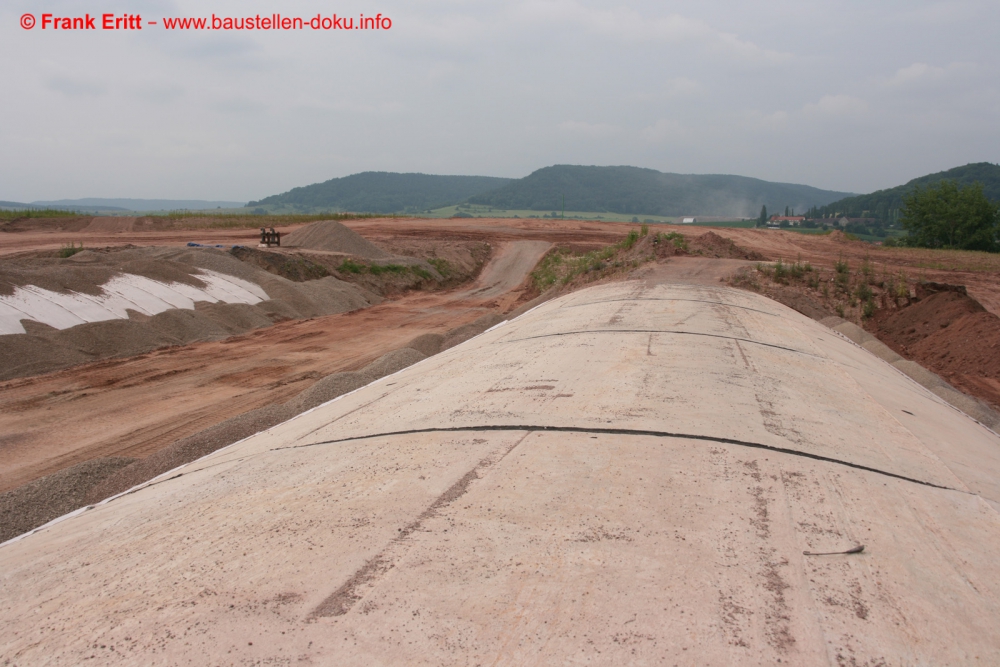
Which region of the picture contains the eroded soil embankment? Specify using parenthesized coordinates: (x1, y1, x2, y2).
(870, 285, 1000, 409)
(735, 261, 1000, 414)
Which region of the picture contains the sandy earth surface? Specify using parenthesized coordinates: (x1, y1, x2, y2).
(3, 279, 1000, 665)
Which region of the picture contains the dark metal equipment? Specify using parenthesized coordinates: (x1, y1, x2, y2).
(259, 227, 280, 247)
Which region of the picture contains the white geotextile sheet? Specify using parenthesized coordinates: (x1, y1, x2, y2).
(0, 270, 268, 335)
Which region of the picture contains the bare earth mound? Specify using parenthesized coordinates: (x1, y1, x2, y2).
(688, 231, 765, 260)
(873, 287, 1000, 408)
(873, 288, 984, 351)
(282, 219, 391, 259)
(0, 457, 136, 543)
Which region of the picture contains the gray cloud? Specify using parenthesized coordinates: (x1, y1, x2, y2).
(0, 0, 997, 201)
(45, 74, 108, 97)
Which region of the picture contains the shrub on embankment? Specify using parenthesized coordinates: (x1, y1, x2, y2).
(530, 226, 761, 293)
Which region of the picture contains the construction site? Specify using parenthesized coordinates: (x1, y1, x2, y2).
(3, 215, 1000, 664)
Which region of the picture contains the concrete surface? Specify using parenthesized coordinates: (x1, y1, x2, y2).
(3, 277, 1000, 665)
(826, 317, 1000, 430)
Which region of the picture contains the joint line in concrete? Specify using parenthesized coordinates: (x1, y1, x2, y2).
(280, 424, 964, 493)
(502, 329, 818, 357)
(565, 297, 782, 317)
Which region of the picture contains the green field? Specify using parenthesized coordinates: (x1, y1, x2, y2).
(423, 204, 683, 223)
(686, 220, 756, 228)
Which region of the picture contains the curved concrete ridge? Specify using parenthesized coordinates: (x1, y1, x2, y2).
(2, 280, 1000, 665)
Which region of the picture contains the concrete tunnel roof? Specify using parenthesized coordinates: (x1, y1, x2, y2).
(3, 278, 1000, 664)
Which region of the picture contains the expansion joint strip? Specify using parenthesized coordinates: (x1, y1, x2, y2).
(565, 297, 782, 317)
(277, 424, 963, 493)
(502, 329, 817, 356)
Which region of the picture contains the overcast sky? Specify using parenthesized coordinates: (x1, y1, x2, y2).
(2, 0, 998, 202)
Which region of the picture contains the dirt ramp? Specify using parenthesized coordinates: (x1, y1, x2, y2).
(282, 220, 390, 259)
(463, 240, 552, 299)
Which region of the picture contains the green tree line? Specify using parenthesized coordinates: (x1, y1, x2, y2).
(898, 180, 999, 252)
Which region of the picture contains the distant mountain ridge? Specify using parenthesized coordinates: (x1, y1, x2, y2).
(466, 165, 853, 218)
(31, 198, 247, 211)
(815, 163, 1000, 221)
(248, 172, 514, 214)
(249, 166, 852, 217)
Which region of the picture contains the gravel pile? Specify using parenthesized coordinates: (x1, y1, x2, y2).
(441, 313, 504, 350)
(0, 457, 136, 543)
(358, 347, 428, 380)
(282, 220, 391, 259)
(0, 246, 382, 381)
(405, 333, 445, 357)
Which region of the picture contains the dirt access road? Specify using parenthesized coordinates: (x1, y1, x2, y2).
(0, 238, 551, 493)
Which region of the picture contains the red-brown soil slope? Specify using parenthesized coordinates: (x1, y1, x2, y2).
(873, 287, 1000, 408)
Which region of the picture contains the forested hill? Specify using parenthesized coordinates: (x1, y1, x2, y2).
(248, 172, 513, 214)
(815, 163, 1000, 221)
(466, 165, 853, 217)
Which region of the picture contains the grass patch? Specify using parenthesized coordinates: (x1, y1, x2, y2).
(530, 250, 564, 291)
(427, 258, 452, 278)
(621, 230, 640, 250)
(0, 208, 79, 220)
(654, 231, 688, 251)
(368, 263, 409, 276)
(174, 212, 385, 230)
(338, 259, 430, 280)
(529, 227, 655, 291)
(58, 242, 84, 258)
(755, 258, 812, 284)
(338, 259, 365, 274)
(425, 204, 680, 224)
